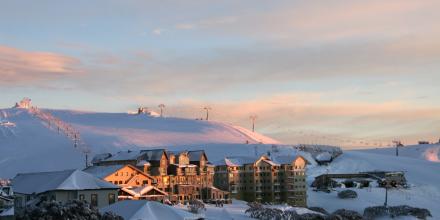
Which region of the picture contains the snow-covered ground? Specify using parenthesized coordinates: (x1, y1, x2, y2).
(175, 200, 251, 220)
(307, 150, 440, 219)
(175, 200, 322, 220)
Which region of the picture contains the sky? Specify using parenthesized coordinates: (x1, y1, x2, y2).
(1, 0, 439, 148)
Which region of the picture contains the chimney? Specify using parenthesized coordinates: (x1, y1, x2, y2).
(143, 163, 150, 175)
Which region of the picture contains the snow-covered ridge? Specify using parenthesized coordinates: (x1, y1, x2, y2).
(45, 108, 280, 148)
(0, 107, 280, 178)
(355, 144, 440, 163)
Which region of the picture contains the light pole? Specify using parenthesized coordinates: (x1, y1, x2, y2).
(203, 107, 211, 120)
(249, 115, 258, 132)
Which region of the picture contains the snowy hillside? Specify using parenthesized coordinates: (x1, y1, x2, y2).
(0, 108, 84, 178)
(47, 109, 279, 150)
(356, 144, 440, 163)
(307, 150, 440, 219)
(0, 107, 279, 178)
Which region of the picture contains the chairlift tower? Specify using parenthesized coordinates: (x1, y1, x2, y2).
(203, 106, 212, 120)
(249, 115, 258, 132)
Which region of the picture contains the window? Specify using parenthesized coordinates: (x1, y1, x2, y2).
(108, 193, 115, 204)
(79, 194, 85, 201)
(91, 194, 98, 207)
(143, 180, 148, 185)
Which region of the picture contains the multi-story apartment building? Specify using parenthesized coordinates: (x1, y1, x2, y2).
(90, 149, 228, 203)
(213, 154, 307, 207)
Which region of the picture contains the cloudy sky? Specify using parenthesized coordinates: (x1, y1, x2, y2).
(1, 0, 439, 147)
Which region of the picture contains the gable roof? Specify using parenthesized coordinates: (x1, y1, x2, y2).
(83, 165, 126, 179)
(100, 200, 197, 220)
(213, 156, 259, 166)
(188, 150, 206, 162)
(273, 155, 307, 165)
(98, 149, 167, 163)
(121, 186, 167, 197)
(139, 149, 167, 161)
(102, 150, 141, 162)
(91, 153, 112, 164)
(84, 164, 153, 180)
(12, 170, 119, 195)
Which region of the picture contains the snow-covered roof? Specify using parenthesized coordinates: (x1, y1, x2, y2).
(188, 150, 206, 161)
(167, 150, 187, 156)
(0, 195, 13, 202)
(103, 150, 141, 162)
(316, 152, 332, 161)
(91, 153, 112, 164)
(136, 160, 151, 166)
(100, 200, 198, 220)
(261, 159, 280, 166)
(0, 207, 14, 216)
(213, 156, 259, 166)
(170, 164, 198, 168)
(100, 149, 166, 163)
(139, 149, 166, 161)
(272, 155, 304, 165)
(83, 165, 125, 179)
(122, 186, 167, 197)
(12, 169, 119, 195)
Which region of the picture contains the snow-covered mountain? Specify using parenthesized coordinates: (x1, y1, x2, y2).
(0, 107, 279, 178)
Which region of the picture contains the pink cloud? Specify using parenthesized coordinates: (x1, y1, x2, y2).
(154, 94, 440, 146)
(0, 45, 81, 85)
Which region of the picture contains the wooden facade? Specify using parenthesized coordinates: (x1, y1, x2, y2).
(89, 149, 228, 203)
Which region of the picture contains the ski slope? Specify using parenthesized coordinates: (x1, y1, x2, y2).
(0, 108, 84, 178)
(355, 144, 440, 163)
(47, 109, 279, 150)
(0, 107, 279, 178)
